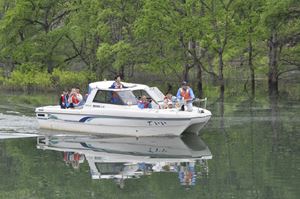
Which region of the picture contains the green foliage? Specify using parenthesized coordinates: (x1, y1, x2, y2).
(5, 62, 51, 90)
(97, 41, 133, 70)
(51, 68, 96, 91)
(0, 68, 4, 85)
(3, 65, 96, 92)
(0, 0, 299, 96)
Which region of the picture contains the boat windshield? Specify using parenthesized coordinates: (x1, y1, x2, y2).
(117, 90, 138, 105)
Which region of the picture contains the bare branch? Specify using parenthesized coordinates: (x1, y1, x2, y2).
(64, 53, 80, 63)
(281, 58, 300, 67)
(277, 67, 300, 77)
(65, 35, 89, 66)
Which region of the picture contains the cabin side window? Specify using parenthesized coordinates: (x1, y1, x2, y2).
(132, 90, 151, 100)
(93, 90, 124, 105)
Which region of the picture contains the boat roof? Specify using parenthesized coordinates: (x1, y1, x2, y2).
(88, 81, 149, 91)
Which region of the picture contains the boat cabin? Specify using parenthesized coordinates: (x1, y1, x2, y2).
(85, 81, 165, 108)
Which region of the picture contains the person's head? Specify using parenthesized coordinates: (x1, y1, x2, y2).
(167, 101, 173, 108)
(75, 87, 80, 93)
(181, 81, 188, 90)
(114, 75, 121, 83)
(141, 95, 147, 102)
(166, 93, 172, 100)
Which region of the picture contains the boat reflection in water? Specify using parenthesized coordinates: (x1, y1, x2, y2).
(36, 132, 212, 187)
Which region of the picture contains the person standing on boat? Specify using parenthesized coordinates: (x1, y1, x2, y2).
(176, 81, 195, 111)
(138, 95, 152, 109)
(110, 75, 128, 89)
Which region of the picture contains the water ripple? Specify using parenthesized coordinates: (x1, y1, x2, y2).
(0, 113, 39, 134)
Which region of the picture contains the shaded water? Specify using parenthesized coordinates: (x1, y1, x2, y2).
(0, 92, 299, 199)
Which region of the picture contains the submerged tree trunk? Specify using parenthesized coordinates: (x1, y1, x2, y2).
(268, 31, 279, 95)
(270, 92, 279, 152)
(219, 88, 225, 130)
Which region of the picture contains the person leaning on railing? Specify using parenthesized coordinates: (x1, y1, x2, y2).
(176, 81, 195, 112)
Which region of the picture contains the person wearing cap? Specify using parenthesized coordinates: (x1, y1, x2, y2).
(176, 81, 195, 111)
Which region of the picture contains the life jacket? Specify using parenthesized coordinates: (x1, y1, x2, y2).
(60, 94, 69, 108)
(180, 87, 191, 100)
(74, 153, 80, 161)
(71, 95, 79, 105)
(60, 95, 65, 103)
(63, 152, 68, 161)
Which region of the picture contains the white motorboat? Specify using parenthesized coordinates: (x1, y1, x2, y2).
(35, 81, 211, 136)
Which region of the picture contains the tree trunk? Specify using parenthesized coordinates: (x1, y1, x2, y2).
(208, 53, 217, 85)
(196, 63, 203, 98)
(248, 36, 255, 97)
(218, 49, 225, 93)
(183, 63, 190, 82)
(268, 31, 279, 95)
(119, 65, 125, 79)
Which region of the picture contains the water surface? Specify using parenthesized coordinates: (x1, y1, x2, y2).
(0, 92, 299, 199)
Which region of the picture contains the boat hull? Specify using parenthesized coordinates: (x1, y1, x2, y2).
(36, 106, 211, 136)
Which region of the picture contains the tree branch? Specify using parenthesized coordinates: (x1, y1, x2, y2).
(23, 18, 45, 27)
(65, 35, 89, 66)
(281, 58, 300, 67)
(277, 67, 300, 77)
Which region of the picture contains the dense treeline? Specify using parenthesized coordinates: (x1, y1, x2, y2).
(0, 0, 299, 96)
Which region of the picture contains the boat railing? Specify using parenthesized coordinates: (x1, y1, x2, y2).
(193, 97, 207, 109)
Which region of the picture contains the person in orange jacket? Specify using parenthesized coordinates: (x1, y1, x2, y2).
(176, 81, 195, 111)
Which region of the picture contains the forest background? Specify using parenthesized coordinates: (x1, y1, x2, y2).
(0, 0, 299, 100)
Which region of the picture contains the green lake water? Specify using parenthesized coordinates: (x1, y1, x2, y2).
(0, 91, 299, 199)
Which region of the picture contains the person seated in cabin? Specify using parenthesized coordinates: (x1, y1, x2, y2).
(138, 95, 152, 109)
(176, 81, 195, 111)
(163, 93, 173, 109)
(110, 75, 128, 89)
(111, 91, 122, 104)
(59, 90, 69, 109)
